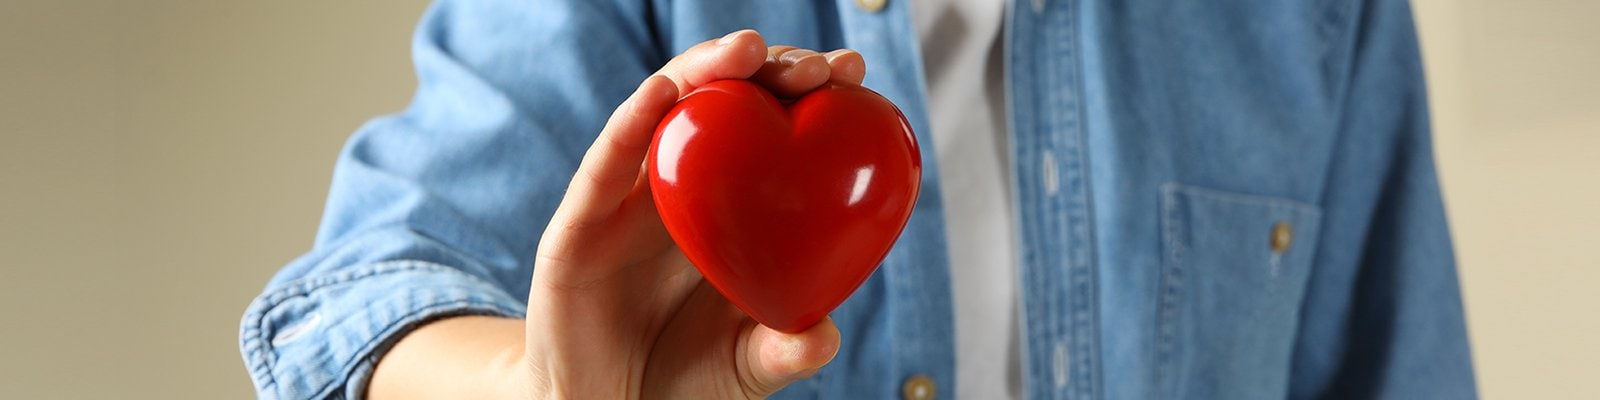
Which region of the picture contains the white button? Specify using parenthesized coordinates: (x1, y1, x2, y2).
(1032, 0, 1047, 13)
(1041, 150, 1060, 196)
(1053, 341, 1070, 388)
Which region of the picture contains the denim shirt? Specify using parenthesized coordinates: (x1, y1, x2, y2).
(239, 0, 1477, 398)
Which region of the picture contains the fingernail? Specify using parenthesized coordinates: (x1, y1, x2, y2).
(779, 49, 821, 65)
(824, 49, 856, 61)
(782, 367, 822, 381)
(717, 29, 750, 45)
(764, 333, 813, 378)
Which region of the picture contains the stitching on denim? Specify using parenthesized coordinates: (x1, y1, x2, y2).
(240, 259, 519, 398)
(997, 3, 1038, 396)
(1043, 9, 1068, 395)
(1163, 183, 1322, 217)
(1060, 1, 1103, 396)
(1040, 6, 1061, 395)
(1155, 182, 1325, 396)
(1156, 183, 1185, 395)
(1008, 9, 1040, 397)
(1031, 1, 1104, 395)
(1167, 183, 1322, 279)
(240, 310, 276, 396)
(241, 260, 438, 397)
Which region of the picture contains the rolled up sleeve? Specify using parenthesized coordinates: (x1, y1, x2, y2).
(237, 0, 663, 397)
(240, 259, 524, 399)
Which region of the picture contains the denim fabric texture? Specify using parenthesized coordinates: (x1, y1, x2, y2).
(239, 0, 1477, 398)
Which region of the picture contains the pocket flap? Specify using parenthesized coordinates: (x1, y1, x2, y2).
(1159, 183, 1323, 399)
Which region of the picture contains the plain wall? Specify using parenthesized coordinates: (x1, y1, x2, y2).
(0, 0, 1593, 398)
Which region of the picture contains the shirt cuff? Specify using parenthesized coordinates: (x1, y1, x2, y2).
(239, 260, 526, 399)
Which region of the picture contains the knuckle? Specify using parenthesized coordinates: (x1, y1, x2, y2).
(580, 162, 637, 191)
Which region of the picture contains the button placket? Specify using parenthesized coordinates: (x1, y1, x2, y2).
(1008, 0, 1106, 397)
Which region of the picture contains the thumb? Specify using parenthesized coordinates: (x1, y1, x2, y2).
(739, 318, 841, 397)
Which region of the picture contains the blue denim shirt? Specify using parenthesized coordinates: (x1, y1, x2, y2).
(240, 0, 1477, 398)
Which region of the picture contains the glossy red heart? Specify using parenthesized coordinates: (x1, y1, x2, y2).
(648, 79, 921, 333)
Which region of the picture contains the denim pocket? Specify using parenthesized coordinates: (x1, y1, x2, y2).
(1157, 183, 1322, 399)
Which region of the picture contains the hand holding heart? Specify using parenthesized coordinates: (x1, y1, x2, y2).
(525, 30, 872, 399)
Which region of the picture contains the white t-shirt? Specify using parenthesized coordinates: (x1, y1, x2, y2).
(911, 0, 1022, 398)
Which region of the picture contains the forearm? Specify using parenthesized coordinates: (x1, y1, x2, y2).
(368, 316, 530, 399)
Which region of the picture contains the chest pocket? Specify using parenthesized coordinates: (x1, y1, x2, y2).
(1157, 183, 1322, 399)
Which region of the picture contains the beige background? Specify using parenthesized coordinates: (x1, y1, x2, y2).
(0, 0, 1594, 398)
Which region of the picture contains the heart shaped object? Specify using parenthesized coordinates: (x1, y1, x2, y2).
(648, 79, 921, 333)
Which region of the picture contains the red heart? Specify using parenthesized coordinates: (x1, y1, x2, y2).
(648, 79, 922, 333)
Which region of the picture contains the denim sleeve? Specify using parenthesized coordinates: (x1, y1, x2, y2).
(238, 0, 663, 398)
(1290, 0, 1477, 398)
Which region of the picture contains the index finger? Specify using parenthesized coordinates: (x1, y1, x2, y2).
(551, 74, 678, 232)
(554, 30, 771, 229)
(656, 29, 770, 94)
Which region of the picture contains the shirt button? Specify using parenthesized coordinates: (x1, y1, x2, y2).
(1041, 150, 1060, 196)
(1270, 221, 1294, 254)
(855, 0, 887, 13)
(901, 374, 937, 400)
(1053, 341, 1070, 389)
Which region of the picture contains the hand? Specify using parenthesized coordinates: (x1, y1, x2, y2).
(527, 29, 865, 398)
(365, 30, 868, 399)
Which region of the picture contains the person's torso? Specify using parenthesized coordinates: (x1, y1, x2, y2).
(638, 1, 1360, 398)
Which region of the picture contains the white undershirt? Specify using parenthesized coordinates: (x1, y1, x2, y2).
(911, 0, 1021, 398)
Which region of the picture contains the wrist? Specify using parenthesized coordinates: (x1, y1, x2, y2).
(368, 315, 529, 399)
(485, 330, 533, 399)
